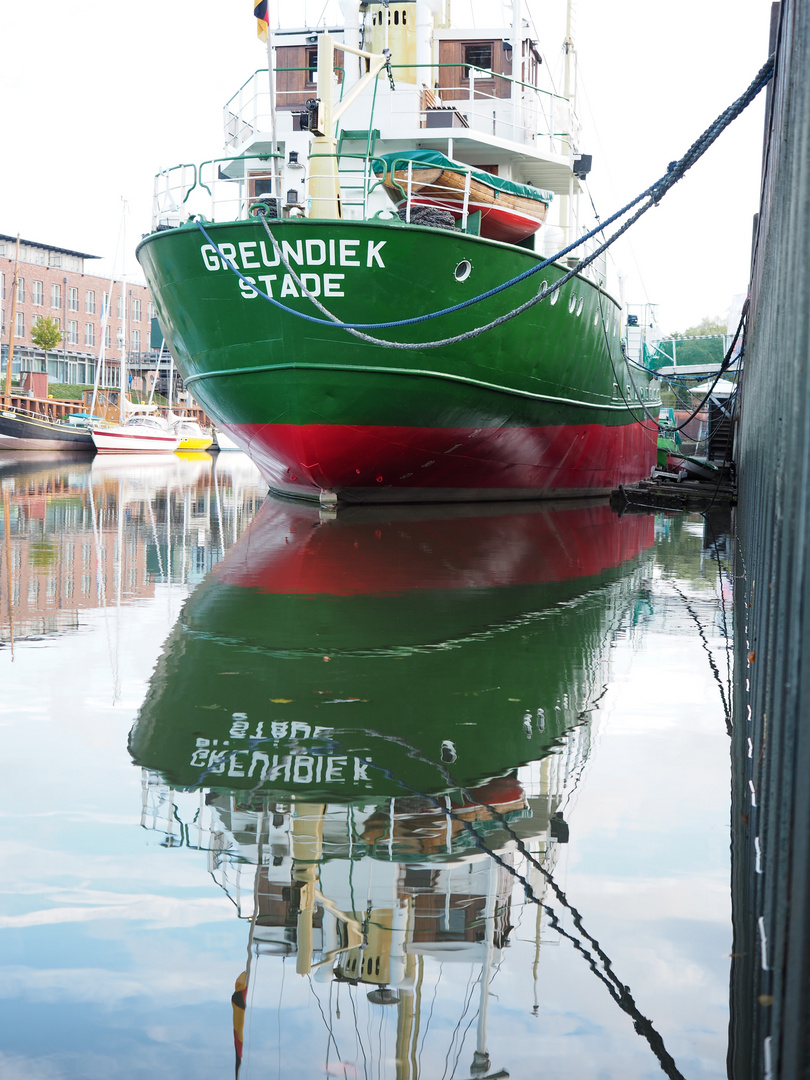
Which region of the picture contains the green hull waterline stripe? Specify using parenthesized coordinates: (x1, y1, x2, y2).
(183, 360, 651, 415)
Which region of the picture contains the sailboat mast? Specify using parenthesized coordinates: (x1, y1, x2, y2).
(3, 234, 21, 403)
(120, 274, 127, 423)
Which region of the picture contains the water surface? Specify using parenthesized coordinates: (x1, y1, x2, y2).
(0, 453, 733, 1079)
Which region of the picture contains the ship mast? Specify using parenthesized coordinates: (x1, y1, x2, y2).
(561, 0, 578, 246)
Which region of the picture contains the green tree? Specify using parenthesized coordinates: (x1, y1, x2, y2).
(30, 315, 62, 354)
(671, 315, 727, 338)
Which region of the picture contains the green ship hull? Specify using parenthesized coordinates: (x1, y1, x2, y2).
(136, 218, 660, 503)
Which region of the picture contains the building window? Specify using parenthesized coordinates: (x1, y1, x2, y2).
(463, 43, 493, 78)
(51, 283, 62, 308)
(68, 287, 79, 312)
(86, 290, 96, 314)
(16, 277, 24, 304)
(104, 325, 111, 350)
(49, 254, 62, 269)
(32, 280, 43, 306)
(131, 329, 140, 353)
(85, 323, 95, 347)
(117, 295, 124, 319)
(67, 320, 78, 345)
(14, 312, 24, 338)
(147, 301, 155, 321)
(132, 298, 141, 322)
(1, 273, 4, 300)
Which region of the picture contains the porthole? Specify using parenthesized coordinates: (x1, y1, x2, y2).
(593, 312, 599, 326)
(537, 279, 549, 299)
(576, 297, 584, 317)
(568, 294, 577, 314)
(550, 288, 559, 306)
(454, 259, 472, 282)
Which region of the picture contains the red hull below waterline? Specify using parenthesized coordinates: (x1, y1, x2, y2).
(230, 420, 658, 503)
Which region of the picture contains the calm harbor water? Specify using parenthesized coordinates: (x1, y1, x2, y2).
(0, 452, 733, 1080)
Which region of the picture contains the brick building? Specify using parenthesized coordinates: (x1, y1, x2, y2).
(0, 233, 158, 389)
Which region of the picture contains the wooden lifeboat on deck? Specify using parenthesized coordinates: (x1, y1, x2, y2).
(375, 149, 553, 244)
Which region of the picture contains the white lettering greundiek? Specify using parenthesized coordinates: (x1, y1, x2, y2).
(201, 239, 387, 275)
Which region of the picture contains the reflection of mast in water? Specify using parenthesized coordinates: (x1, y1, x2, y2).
(139, 737, 586, 1079)
(145, 761, 570, 1080)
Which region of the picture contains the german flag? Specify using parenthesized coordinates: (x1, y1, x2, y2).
(254, 0, 268, 42)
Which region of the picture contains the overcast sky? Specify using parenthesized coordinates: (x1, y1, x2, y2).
(1, 0, 773, 333)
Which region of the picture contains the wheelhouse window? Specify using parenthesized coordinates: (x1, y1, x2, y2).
(306, 47, 318, 84)
(463, 43, 493, 78)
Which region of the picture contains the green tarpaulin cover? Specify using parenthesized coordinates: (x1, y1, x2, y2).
(373, 149, 553, 205)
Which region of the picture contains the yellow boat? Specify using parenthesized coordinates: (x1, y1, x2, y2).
(171, 418, 214, 452)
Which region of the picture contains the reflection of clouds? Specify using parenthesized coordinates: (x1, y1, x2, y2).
(572, 874, 730, 923)
(0, 842, 215, 892)
(0, 892, 232, 930)
(0, 961, 233, 1006)
(0, 1052, 64, 1080)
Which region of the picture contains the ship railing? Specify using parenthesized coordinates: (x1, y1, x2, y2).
(422, 66, 573, 154)
(221, 64, 575, 157)
(152, 163, 199, 232)
(153, 150, 388, 226)
(153, 155, 285, 230)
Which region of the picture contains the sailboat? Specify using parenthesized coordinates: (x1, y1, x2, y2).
(91, 405, 180, 453)
(135, 0, 660, 505)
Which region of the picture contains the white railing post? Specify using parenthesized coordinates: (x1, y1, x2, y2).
(406, 161, 413, 223)
(461, 169, 471, 230)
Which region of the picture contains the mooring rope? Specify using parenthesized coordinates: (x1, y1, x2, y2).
(347, 748, 688, 1080)
(193, 53, 774, 354)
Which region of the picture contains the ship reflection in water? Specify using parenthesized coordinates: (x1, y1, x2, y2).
(130, 498, 664, 1079)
